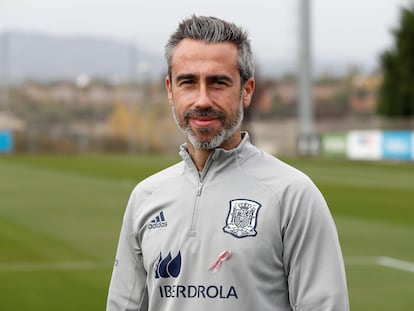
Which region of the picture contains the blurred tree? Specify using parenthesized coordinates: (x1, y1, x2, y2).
(378, 4, 414, 117)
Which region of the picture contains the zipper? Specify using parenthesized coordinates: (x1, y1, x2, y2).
(189, 153, 215, 235)
(197, 182, 203, 196)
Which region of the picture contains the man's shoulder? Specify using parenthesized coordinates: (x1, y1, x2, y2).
(132, 160, 185, 195)
(247, 147, 309, 181)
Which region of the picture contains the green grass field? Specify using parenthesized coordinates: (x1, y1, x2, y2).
(0, 154, 413, 310)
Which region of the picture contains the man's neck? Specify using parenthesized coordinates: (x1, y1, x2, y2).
(186, 131, 243, 172)
(186, 144, 212, 172)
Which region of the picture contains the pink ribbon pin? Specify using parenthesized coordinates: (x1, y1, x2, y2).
(208, 250, 232, 273)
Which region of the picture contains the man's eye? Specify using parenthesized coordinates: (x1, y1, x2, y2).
(211, 77, 232, 86)
(179, 80, 194, 86)
(214, 80, 229, 86)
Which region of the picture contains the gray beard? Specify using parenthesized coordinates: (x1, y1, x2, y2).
(172, 98, 244, 150)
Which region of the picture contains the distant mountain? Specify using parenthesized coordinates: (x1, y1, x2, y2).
(0, 31, 166, 84)
(0, 31, 377, 85)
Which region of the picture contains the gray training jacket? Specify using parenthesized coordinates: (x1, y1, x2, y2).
(107, 133, 349, 311)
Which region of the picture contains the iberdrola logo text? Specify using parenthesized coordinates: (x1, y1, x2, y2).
(159, 284, 238, 299)
(155, 251, 238, 299)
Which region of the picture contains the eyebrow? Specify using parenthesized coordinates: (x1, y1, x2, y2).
(175, 73, 197, 83)
(175, 73, 233, 84)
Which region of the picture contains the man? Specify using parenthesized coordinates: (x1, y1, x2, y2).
(107, 15, 349, 311)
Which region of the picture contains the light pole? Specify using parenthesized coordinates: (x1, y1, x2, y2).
(297, 0, 319, 155)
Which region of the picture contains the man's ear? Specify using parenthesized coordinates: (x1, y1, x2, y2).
(242, 78, 255, 108)
(165, 75, 173, 105)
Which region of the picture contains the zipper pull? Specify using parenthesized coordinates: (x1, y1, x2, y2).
(197, 182, 203, 196)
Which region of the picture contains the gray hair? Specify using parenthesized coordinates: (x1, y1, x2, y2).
(165, 15, 254, 85)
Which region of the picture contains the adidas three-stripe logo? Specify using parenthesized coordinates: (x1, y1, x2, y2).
(148, 211, 168, 229)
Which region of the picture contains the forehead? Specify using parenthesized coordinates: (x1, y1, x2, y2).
(170, 39, 239, 75)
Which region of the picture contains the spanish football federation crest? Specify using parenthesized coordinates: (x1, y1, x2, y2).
(223, 199, 261, 238)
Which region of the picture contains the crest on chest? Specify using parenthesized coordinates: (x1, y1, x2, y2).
(223, 199, 261, 238)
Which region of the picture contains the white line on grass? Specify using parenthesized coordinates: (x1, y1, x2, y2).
(345, 256, 414, 273)
(376, 256, 414, 273)
(0, 261, 113, 272)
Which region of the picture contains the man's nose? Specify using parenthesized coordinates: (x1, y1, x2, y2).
(194, 85, 213, 109)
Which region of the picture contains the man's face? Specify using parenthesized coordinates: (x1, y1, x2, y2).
(165, 39, 254, 150)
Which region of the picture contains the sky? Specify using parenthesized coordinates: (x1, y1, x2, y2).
(0, 0, 412, 73)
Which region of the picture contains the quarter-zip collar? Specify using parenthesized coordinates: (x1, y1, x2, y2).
(179, 132, 255, 180)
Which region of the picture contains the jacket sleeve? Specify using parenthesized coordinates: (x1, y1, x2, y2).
(281, 177, 349, 311)
(107, 190, 148, 311)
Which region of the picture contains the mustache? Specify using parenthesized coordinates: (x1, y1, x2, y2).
(184, 107, 225, 121)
